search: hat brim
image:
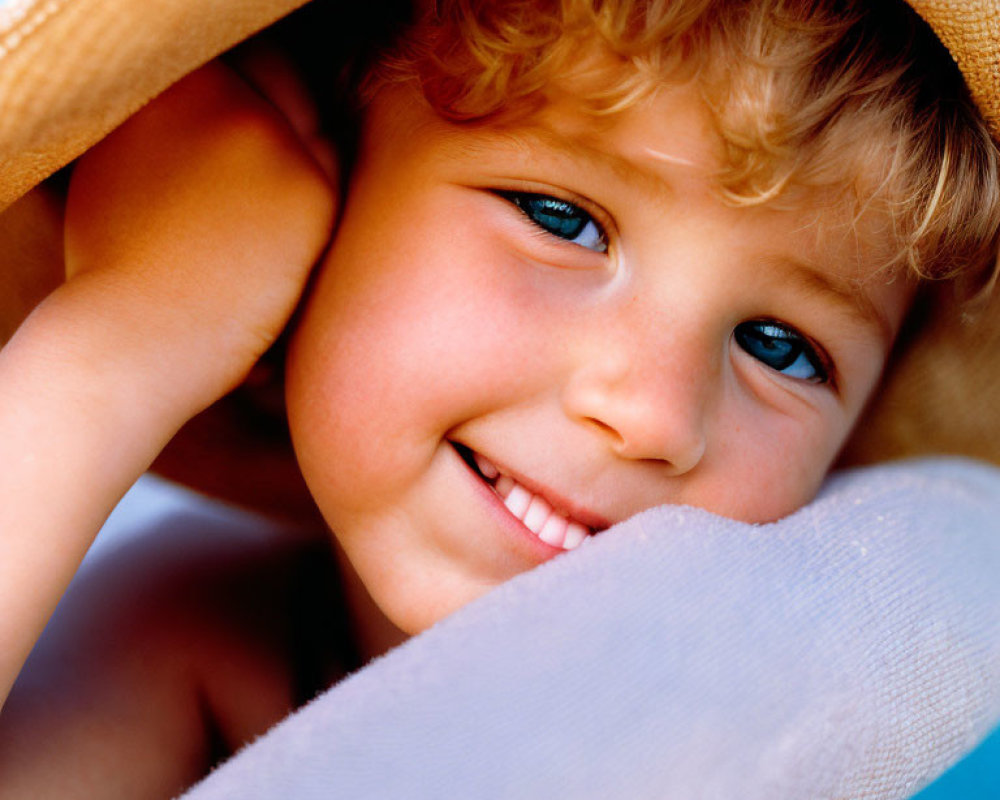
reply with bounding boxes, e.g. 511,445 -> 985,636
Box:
903,0 -> 1000,140
0,0 -> 308,209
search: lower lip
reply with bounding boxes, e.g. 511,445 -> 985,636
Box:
453,445 -> 568,565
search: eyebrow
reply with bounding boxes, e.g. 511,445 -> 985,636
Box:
483,125 -> 685,194
770,255 -> 896,345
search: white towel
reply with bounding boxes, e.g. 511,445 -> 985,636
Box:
173,458 -> 1000,799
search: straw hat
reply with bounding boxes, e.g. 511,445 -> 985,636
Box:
0,0 -> 998,471
904,0 -> 1000,137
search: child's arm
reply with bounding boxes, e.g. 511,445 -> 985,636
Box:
0,60 -> 335,705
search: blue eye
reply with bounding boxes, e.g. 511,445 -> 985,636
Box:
734,320 -> 829,383
499,191 -> 608,252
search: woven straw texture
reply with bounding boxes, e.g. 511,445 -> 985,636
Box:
0,0 -> 307,210
905,0 -> 1000,138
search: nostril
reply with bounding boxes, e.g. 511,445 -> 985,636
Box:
583,416 -> 625,446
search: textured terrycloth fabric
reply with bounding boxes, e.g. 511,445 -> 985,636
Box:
164,458 -> 1000,800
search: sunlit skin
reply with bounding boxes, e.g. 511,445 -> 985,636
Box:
286,80 -> 915,646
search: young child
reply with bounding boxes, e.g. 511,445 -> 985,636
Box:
1,0 -> 998,795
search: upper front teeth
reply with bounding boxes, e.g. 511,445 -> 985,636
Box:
470,449 -> 592,550
486,469 -> 591,552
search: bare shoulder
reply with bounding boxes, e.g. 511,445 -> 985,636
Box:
0,505 -> 344,799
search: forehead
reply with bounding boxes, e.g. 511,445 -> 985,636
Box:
532,80 -> 721,176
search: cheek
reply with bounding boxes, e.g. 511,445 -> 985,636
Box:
285,278 -> 438,509
705,403 -> 846,522
284,234 -> 544,513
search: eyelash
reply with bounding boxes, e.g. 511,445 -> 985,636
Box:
733,320 -> 832,385
496,190 -> 609,253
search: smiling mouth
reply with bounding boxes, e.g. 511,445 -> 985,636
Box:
453,443 -> 595,551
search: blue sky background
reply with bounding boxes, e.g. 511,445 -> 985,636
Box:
912,724 -> 1000,799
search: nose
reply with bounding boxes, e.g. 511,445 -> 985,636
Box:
561,337 -> 710,474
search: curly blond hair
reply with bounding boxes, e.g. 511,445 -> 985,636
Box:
362,0 -> 1000,287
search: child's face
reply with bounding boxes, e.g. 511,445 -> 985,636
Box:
286,81 -> 914,635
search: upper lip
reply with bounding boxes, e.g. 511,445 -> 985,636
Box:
453,441 -> 612,532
